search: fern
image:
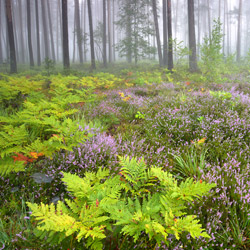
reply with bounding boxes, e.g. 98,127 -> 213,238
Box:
28,156 -> 216,249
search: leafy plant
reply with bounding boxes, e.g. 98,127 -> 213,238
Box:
27,156 -> 216,249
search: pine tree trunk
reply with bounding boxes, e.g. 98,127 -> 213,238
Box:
188,0 -> 198,72
107,0 -> 112,63
62,0 -> 70,69
163,0 -> 168,66
27,0 -> 34,67
41,0 -> 50,59
237,0 -> 242,62
5,0 -> 17,73
47,0 -> 55,61
207,0 -> 211,40
35,0 -> 41,66
18,0 -> 25,63
126,0 -> 132,63
103,0 -> 107,67
75,0 -> 83,64
87,0 -> 96,70
197,0 -> 200,58
167,0 -> 173,70
83,0 -> 87,62
0,0 -> 2,63
152,0 -> 162,66
112,0 -> 115,61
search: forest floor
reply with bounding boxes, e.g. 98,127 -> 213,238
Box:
0,65 -> 250,249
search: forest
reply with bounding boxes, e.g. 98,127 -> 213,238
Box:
0,0 -> 250,249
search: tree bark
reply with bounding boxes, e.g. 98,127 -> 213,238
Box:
207,0 -> 211,40
237,0 -> 242,62
163,0 -> 168,66
188,0 -> 198,72
107,0 -> 112,63
112,0 -> 115,61
62,0 -> 70,69
87,0 -> 96,70
35,0 -> 41,66
167,0 -> 173,70
75,0 -> 83,64
41,0 -> 50,59
103,0 -> 107,67
152,0 -> 162,66
27,0 -> 34,67
18,0 -> 25,63
0,0 -> 2,63
5,0 -> 17,73
47,0 -> 56,61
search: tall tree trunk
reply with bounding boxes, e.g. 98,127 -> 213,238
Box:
62,0 -> 70,69
0,0 -> 2,63
112,0 -> 115,61
152,0 -> 162,66
58,0 -> 63,61
47,0 -> 55,61
75,0 -> 83,64
18,0 -> 25,63
175,0 -> 179,40
197,0 -> 200,58
27,0 -> 34,67
163,0 -> 168,66
87,0 -> 96,70
107,0 -> 112,63
207,0 -> 211,39
103,0 -> 107,67
226,0 -> 230,55
72,13 -> 76,63
41,0 -> 50,59
188,0 -> 198,72
126,0 -> 132,63
5,0 -> 17,73
35,0 -> 41,66
237,0 -> 242,62
167,0 -> 173,70
83,0 -> 87,62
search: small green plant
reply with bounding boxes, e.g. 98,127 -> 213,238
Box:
200,19 -> 224,82
197,116 -> 204,123
209,90 -> 232,100
43,57 -> 55,76
172,146 -> 208,180
27,156 -> 215,249
135,111 -> 145,119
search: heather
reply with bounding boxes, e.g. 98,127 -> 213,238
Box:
0,69 -> 250,249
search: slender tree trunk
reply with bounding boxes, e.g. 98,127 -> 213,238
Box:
103,0 -> 107,67
62,0 -> 70,69
197,0 -> 200,58
75,0 -> 83,64
207,0 -> 211,39
87,0 -> 96,70
237,0 -> 242,62
126,0 -> 132,63
152,0 -> 162,66
41,0 -> 50,59
83,0 -> 87,62
12,1 -> 19,63
188,0 -> 198,72
58,0 -> 63,61
0,0 -> 2,63
107,0 -> 112,63
5,0 -> 17,73
167,0 -> 173,70
72,13 -> 76,63
223,0 -> 226,56
226,0 -> 230,55
175,0 -> 179,39
27,0 -> 34,67
47,0 -> 55,61
112,0 -> 115,61
18,0 -> 25,63
163,0 -> 168,66
35,0 -> 41,66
